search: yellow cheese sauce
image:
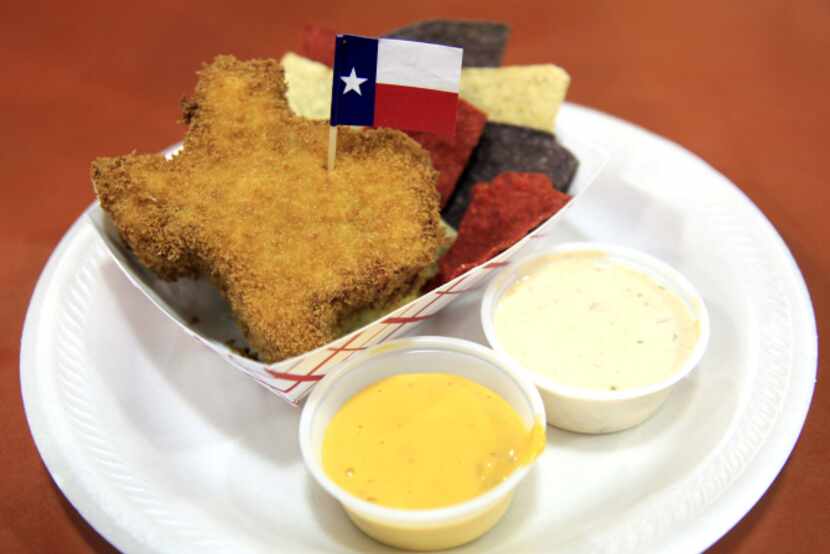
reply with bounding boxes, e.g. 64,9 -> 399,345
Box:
322,373 -> 544,510
494,251 -> 699,391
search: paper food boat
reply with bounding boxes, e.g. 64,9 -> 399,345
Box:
89,126 -> 609,405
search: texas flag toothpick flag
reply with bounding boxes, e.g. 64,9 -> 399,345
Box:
329,35 -> 463,137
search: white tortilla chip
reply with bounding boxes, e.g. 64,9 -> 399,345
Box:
280,52 -> 332,120
460,65 -> 570,132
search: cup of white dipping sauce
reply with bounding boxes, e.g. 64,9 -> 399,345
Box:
481,242 -> 710,433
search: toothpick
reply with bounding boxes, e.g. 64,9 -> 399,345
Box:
327,126 -> 338,172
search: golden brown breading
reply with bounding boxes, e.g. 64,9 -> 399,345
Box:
92,55 -> 441,362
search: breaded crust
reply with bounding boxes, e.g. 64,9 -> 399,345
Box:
92,55 -> 441,362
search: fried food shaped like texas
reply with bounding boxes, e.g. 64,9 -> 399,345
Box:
92,55 -> 441,362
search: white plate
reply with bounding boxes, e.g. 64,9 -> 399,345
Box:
21,103 -> 817,554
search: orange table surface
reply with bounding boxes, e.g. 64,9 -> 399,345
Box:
2,1 -> 827,552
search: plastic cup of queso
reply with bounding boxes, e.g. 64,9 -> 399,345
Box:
298,336 -> 546,551
481,242 -> 710,434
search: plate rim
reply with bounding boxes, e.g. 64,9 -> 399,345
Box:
20,212 -> 152,554
559,104 -> 818,553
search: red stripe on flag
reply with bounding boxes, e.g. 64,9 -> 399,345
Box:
374,84 -> 458,137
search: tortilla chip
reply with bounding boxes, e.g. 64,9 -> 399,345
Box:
460,65 -> 570,132
386,20 -> 509,67
442,122 -> 578,228
280,52 -> 333,120
406,99 -> 487,208
438,173 -> 571,282
299,24 -> 337,66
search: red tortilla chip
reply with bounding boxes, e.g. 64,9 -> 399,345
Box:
299,24 -> 337,67
406,99 -> 487,208
438,173 -> 571,282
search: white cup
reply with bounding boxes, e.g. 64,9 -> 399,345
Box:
481,242 -> 710,434
299,336 -> 546,551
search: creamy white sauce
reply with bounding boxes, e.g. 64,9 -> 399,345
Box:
494,251 -> 699,391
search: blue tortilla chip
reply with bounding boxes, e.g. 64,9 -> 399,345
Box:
441,122 -> 579,228
385,20 -> 510,68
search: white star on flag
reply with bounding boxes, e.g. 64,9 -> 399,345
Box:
340,67 -> 367,96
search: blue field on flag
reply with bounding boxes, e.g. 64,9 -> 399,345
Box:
329,35 -> 378,126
